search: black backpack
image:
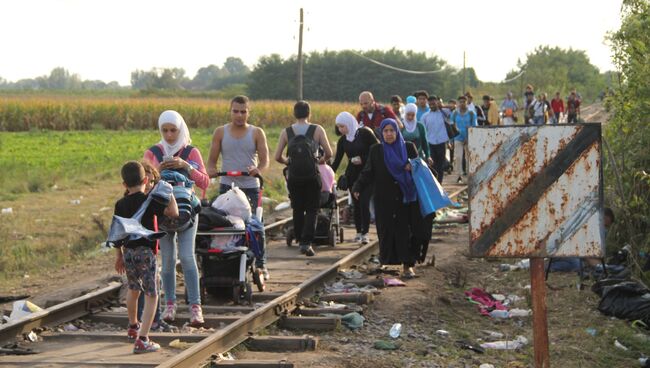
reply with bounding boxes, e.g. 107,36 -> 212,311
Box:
285,125 -> 320,184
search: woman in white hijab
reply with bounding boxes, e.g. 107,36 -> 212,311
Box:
330,112 -> 379,245
143,110 -> 209,327
400,103 -> 430,160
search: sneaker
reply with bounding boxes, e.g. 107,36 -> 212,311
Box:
161,301 -> 176,323
151,320 -> 178,333
456,176 -> 463,184
133,337 -> 161,354
303,246 -> 316,257
127,323 -> 140,340
189,304 -> 204,327
260,267 -> 270,281
361,234 -> 370,245
354,233 -> 362,243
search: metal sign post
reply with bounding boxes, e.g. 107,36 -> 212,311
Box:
467,124 -> 603,368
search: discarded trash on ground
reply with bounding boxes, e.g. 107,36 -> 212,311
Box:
456,340 -> 485,354
339,269 -> 365,279
274,201 -> 291,212
341,312 -> 365,330
480,336 -> 528,350
614,339 -> 629,351
25,331 -> 38,342
169,339 -> 194,349
1,208 -> 13,215
373,339 -> 401,350
389,323 -> 402,338
499,259 -> 530,272
9,301 -> 43,322
384,277 -> 406,287
64,323 -> 79,331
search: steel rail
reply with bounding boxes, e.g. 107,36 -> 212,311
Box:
158,239 -> 380,368
0,282 -> 122,346
159,187 -> 467,368
0,187 -> 467,367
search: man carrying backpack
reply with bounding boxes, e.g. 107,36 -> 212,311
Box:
274,101 -> 333,257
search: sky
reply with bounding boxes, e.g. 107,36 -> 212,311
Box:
1,0 -> 623,86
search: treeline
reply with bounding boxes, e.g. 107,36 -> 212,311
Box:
0,47 -> 611,102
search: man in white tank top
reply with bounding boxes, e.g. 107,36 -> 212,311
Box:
207,95 -> 270,277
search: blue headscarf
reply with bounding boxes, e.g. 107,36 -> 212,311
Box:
379,118 -> 417,203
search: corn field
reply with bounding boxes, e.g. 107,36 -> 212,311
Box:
0,95 -> 358,131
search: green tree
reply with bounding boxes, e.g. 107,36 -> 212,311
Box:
505,46 -> 605,100
604,0 -> 650,275
248,49 -> 455,102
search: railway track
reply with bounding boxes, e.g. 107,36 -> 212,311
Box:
0,186 -> 466,368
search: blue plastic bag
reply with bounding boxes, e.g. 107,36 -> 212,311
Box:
409,158 -> 455,217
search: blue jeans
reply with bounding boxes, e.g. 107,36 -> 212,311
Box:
219,185 -> 267,267
160,215 -> 201,305
533,116 -> 545,125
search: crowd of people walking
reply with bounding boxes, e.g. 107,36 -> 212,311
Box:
110,86 -> 583,353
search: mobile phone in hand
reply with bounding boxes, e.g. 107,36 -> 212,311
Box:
163,155 -> 173,162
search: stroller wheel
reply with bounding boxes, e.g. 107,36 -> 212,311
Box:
232,284 -> 242,305
339,227 -> 344,243
253,268 -> 266,292
245,282 -> 253,305
328,227 -> 337,247
286,227 -> 294,247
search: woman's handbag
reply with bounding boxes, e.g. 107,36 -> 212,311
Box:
445,121 -> 460,140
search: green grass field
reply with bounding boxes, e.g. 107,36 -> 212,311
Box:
0,126 -> 346,283
0,126 -> 305,200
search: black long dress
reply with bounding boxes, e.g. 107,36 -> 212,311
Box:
352,141 -> 422,266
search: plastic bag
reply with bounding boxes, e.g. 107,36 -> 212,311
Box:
212,186 -> 251,222
410,158 -> 455,217
9,300 -> 43,322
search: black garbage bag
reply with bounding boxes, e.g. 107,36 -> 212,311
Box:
198,207 -> 233,231
597,281 -> 650,327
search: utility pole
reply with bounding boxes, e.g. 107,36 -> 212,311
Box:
462,51 -> 466,95
297,8 -> 304,101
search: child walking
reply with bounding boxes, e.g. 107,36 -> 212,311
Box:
113,161 -> 178,354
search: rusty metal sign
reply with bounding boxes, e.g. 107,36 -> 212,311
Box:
467,124 -> 604,258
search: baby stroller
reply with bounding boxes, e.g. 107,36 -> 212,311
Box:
194,172 -> 265,305
286,182 -> 344,247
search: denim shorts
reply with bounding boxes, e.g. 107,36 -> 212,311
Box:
124,246 -> 158,297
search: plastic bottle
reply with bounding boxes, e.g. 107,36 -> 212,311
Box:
489,309 -> 510,319
389,323 -> 402,338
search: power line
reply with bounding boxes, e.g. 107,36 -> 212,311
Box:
351,51 -> 446,75
503,68 -> 526,83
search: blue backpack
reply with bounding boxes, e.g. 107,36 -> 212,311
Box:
148,145 -> 200,232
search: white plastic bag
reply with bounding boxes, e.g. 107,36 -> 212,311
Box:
9,300 -> 43,322
212,187 -> 251,222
